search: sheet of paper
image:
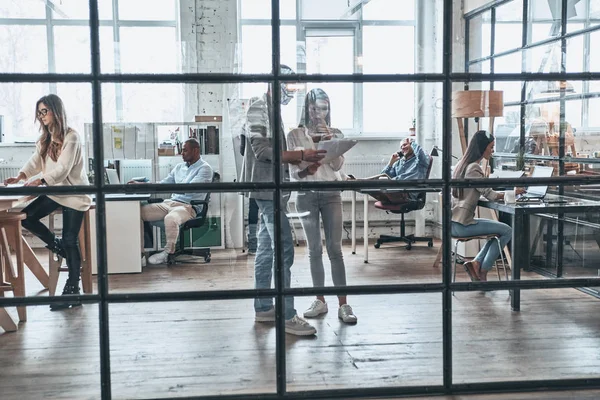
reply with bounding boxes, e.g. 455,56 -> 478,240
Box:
317,139 -> 358,163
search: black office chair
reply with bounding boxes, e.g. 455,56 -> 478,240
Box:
146,173 -> 217,264
373,155 -> 434,250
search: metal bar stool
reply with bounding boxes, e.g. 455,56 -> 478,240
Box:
0,211 -> 27,326
47,206 -> 94,296
452,234 -> 510,285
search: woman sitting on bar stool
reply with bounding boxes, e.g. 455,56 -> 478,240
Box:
451,130 -> 523,282
4,94 -> 91,310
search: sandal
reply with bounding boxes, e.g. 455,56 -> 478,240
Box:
463,261 -> 481,282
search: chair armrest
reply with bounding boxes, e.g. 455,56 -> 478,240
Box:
147,198 -> 164,204
190,200 -> 209,207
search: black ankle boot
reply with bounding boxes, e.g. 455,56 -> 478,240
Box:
50,281 -> 82,311
46,237 -> 67,261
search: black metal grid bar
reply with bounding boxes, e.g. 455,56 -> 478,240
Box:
269,0 -> 287,396
441,0 -> 454,391
88,0 -> 112,398
2,0 -> 600,399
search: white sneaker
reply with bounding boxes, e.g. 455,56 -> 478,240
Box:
338,304 -> 357,324
303,299 -> 328,318
141,255 -> 147,268
285,315 -> 316,336
148,251 -> 170,265
255,307 -> 275,322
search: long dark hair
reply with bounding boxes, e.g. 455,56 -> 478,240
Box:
300,88 -> 331,129
452,130 -> 495,198
35,94 -> 70,162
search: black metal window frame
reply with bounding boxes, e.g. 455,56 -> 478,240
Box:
1,0 -> 600,399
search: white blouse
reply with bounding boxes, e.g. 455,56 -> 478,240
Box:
286,127 -> 346,182
20,129 -> 92,212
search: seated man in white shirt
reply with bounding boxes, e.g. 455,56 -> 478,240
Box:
130,138 -> 213,265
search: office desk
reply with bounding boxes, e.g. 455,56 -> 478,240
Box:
0,195 -> 48,287
0,195 -> 48,332
350,188 -> 426,263
478,194 -> 600,311
89,194 -> 150,274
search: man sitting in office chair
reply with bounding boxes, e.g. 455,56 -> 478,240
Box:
350,137 -> 430,204
129,138 -> 213,265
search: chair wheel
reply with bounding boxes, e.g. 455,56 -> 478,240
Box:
374,243 -> 380,249
428,241 -> 433,247
405,244 -> 412,250
205,255 -> 211,263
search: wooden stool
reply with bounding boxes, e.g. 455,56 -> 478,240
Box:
47,207 -> 94,296
0,211 -> 27,326
452,234 -> 510,286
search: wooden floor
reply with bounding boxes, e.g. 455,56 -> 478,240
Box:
1,242 -> 600,399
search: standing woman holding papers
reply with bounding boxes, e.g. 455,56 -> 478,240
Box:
451,130 -> 514,282
287,88 -> 357,324
4,94 -> 91,310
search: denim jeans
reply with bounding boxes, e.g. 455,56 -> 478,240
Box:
254,199 -> 296,320
451,219 -> 512,271
22,195 -> 85,283
295,191 -> 347,290
247,198 -> 259,252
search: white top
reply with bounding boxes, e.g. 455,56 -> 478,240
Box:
286,127 -> 346,182
20,129 -> 92,212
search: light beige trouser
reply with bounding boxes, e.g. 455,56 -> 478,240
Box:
141,200 -> 196,253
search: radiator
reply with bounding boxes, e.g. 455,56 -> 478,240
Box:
119,159 -> 153,183
0,165 -> 23,181
340,156 -> 386,200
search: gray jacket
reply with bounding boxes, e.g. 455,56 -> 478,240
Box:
241,94 -> 290,202
451,162 -> 499,225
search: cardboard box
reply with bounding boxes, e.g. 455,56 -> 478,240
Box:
158,147 -> 175,156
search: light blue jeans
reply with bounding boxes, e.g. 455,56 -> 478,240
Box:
451,219 -> 512,271
254,199 -> 296,320
295,191 -> 347,290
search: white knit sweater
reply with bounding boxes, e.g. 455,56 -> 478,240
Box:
20,129 -> 92,212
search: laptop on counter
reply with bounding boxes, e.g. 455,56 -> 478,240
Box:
516,166 -> 554,201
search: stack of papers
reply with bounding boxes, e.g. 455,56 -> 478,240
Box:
317,139 -> 358,163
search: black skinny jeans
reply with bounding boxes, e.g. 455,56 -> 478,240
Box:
22,196 -> 85,284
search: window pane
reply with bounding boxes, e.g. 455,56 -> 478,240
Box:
495,23 -> 522,55
241,26 -> 272,73
306,35 -> 354,74
0,0 -> 45,18
469,11 -> 491,62
302,0 -> 358,20
0,83 -> 50,143
363,83 -> 413,133
118,0 -> 176,20
566,31 -> 585,73
241,0 -> 295,19
119,83 -> 184,122
590,30 -> 600,75
241,0 -> 270,19
119,27 -> 179,73
52,0 -> 113,20
54,27 -> 92,74
306,83 -> 353,130
363,26 -> 414,74
0,25 -> 48,73
494,51 -> 522,73
362,0 -> 413,21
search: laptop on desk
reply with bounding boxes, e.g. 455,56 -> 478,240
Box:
516,166 -> 554,201
105,168 -> 120,185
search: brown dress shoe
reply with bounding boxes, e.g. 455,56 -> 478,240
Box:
463,261 -> 481,282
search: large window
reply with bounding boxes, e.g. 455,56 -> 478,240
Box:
0,0 -> 179,143
239,0 -> 417,137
